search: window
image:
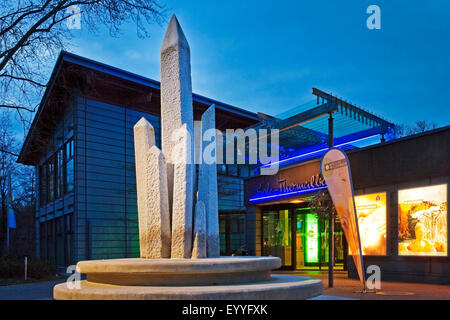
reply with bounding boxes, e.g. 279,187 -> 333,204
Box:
39,165 -> 48,206
227,165 -> 238,176
47,156 -> 56,202
39,139 -> 74,206
64,139 -> 74,194
56,217 -> 64,266
38,138 -> 74,207
220,213 -> 246,256
57,148 -> 64,198
398,184 -> 447,256
65,214 -> 74,266
352,192 -> 387,255
47,220 -> 55,263
239,166 -> 250,178
217,164 -> 227,175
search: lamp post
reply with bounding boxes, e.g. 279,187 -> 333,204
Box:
328,112 -> 334,288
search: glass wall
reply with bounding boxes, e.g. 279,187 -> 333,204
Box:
262,210 -> 292,267
219,213 -> 246,255
262,206 -> 345,270
39,138 -> 74,207
39,213 -> 74,266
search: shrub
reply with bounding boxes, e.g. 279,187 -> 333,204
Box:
0,256 -> 57,279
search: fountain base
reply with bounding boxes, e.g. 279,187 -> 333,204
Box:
54,257 -> 323,300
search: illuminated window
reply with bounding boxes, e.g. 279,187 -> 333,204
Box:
398,184 -> 447,256
353,192 -> 387,255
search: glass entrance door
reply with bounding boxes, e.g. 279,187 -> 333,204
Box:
261,205 -> 346,270
295,209 -> 322,268
295,208 -> 346,270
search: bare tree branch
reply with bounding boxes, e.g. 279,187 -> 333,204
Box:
0,73 -> 47,87
0,148 -> 19,157
0,104 -> 37,112
0,0 -> 166,125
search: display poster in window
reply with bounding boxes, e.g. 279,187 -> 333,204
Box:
352,192 -> 387,255
398,184 -> 447,256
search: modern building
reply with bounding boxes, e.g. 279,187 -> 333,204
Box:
18,51 -> 449,285
244,125 -> 449,284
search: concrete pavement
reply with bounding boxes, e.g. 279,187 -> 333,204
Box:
0,279 -> 65,300
1,270 -> 450,300
274,270 -> 450,300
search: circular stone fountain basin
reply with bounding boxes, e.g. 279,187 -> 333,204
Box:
76,256 -> 280,286
53,257 -> 323,300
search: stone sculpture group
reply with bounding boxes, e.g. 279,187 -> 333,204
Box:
53,14 -> 324,300
134,15 -> 219,259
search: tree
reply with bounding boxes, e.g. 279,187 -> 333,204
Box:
310,189 -> 336,286
0,0 -> 165,256
0,0 -> 166,131
310,189 -> 336,222
414,120 -> 437,133
0,110 -> 37,256
395,120 -> 438,138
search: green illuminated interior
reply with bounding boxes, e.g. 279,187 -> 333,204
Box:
305,213 -> 319,263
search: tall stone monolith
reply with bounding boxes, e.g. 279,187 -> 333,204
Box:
160,14 -> 195,211
198,105 -> 220,257
170,124 -> 194,258
192,201 -> 207,259
134,118 -> 171,258
161,14 -> 195,258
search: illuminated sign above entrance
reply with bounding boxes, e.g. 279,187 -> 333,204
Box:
249,174 -> 327,203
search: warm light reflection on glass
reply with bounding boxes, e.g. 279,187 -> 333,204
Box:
351,192 -> 387,255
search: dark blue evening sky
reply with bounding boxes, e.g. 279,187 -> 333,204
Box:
68,0 -> 450,127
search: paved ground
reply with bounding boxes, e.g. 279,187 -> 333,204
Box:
0,271 -> 449,300
0,278 -> 65,300
274,270 -> 450,300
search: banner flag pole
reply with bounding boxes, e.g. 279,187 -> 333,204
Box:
320,148 -> 366,291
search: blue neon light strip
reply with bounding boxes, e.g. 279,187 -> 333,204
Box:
259,134 -> 380,169
249,185 -> 328,203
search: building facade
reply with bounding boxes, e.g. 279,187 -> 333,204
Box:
19,52 -> 449,285
245,126 -> 449,284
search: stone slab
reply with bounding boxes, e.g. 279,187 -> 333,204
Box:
76,257 -> 281,274
198,105 -> 220,257
54,274 -> 323,300
134,118 -> 171,258
171,124 -> 194,258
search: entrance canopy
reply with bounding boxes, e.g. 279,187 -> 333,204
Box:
253,88 -> 396,170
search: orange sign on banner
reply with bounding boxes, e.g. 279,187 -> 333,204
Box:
321,148 -> 366,290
